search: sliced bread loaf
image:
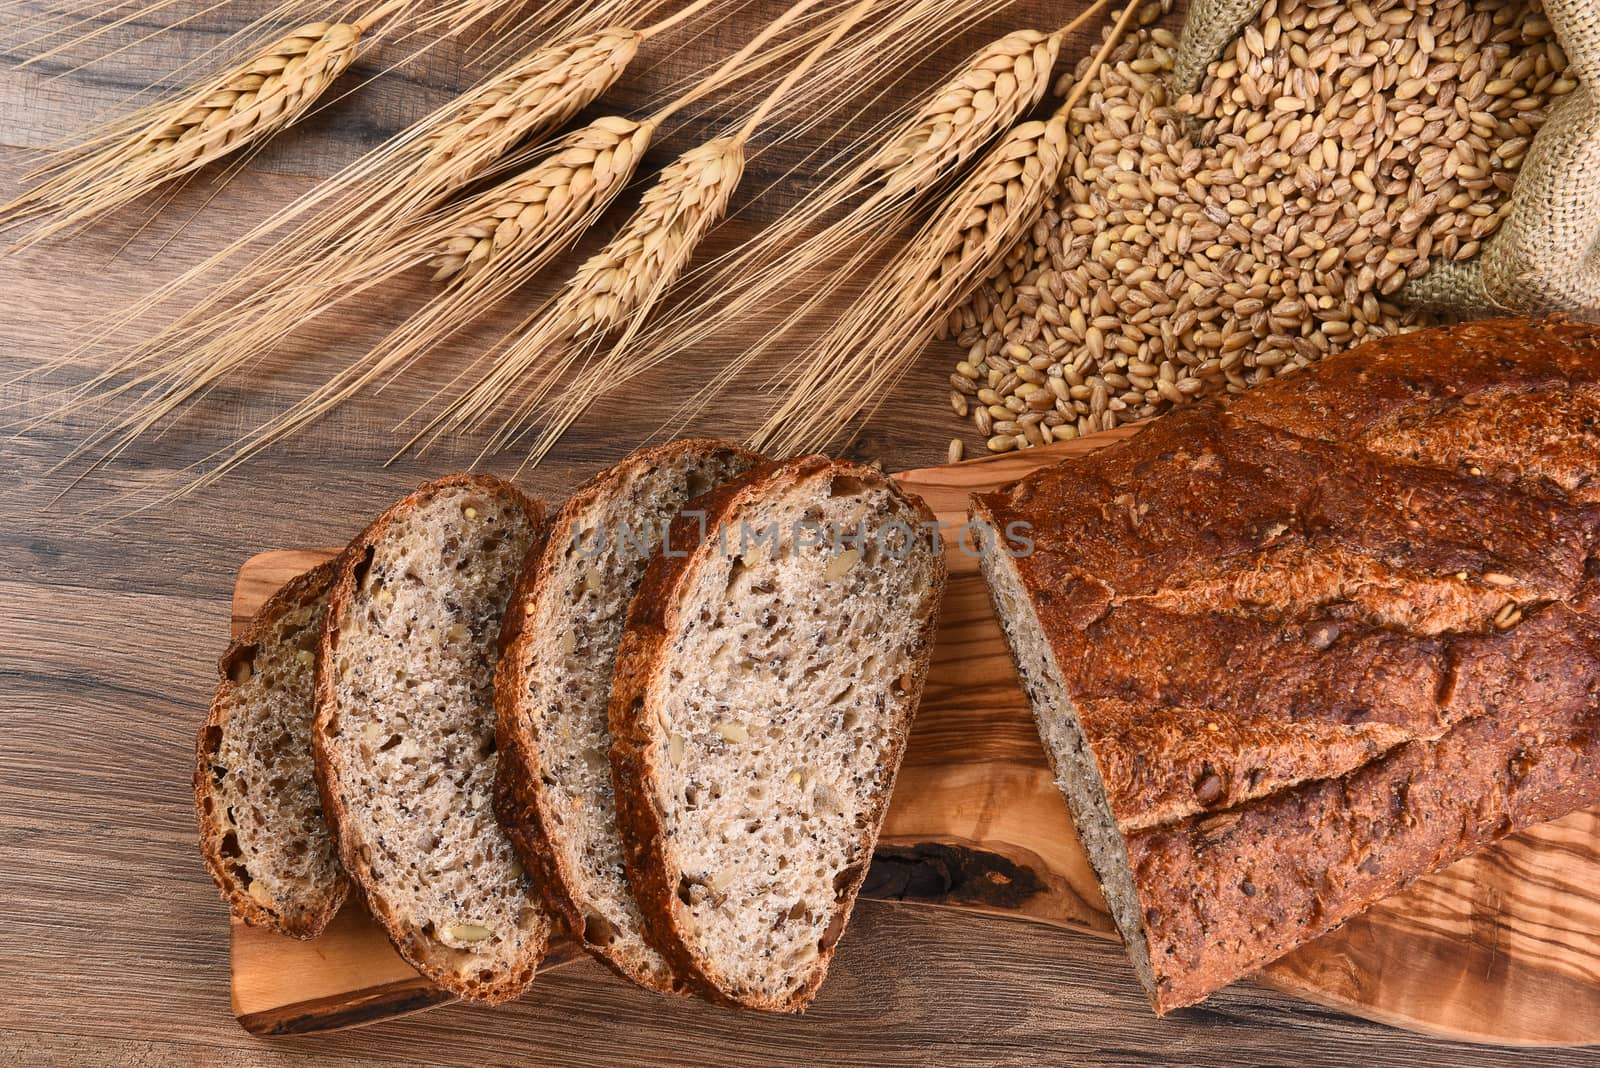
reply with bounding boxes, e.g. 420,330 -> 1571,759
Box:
971,317 -> 1600,1013
314,474 -> 549,1003
495,439 -> 763,993
609,456 -> 946,1011
196,558 -> 348,938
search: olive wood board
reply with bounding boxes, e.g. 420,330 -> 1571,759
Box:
226,429 -> 1600,1046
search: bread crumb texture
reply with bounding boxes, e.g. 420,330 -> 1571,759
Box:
649,465 -> 942,1003
325,481 -> 544,997
202,566 -> 343,934
517,443 -> 757,983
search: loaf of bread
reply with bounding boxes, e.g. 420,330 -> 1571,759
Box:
609,457 -> 946,1011
314,474 -> 550,1003
495,439 -> 763,993
973,317 -> 1600,1013
196,559 -> 348,938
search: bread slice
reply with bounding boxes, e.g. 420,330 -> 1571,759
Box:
313,474 -> 550,1003
494,439 -> 763,993
195,558 -> 349,938
608,456 -> 947,1011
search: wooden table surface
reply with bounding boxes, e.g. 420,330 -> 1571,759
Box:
3,2 -> 1597,1065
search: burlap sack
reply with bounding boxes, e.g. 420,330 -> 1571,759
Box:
1173,0 -> 1600,318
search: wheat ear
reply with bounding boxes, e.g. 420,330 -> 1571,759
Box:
752,113 -> 1072,454
408,26 -> 645,197
421,134 -> 748,456
6,0 -> 327,80
160,23 -> 648,325
420,0 -> 876,463
637,8 -> 1112,418
19,0 -> 768,494
0,14 -> 379,245
749,0 -> 1141,454
863,26 -> 1070,205
0,0 -> 574,248
17,0 -> 748,489
11,16 -> 648,427
143,0 -> 836,494
48,0 -> 733,389
225,0 -> 827,390
29,108 -> 657,501
110,113 -> 661,495
423,114 -> 660,283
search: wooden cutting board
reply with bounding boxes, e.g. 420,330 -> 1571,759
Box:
227,430 -> 1600,1046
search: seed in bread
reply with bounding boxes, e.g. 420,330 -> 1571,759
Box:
314,474 -> 549,1003
609,456 -> 947,1011
195,559 -> 348,938
495,439 -> 763,993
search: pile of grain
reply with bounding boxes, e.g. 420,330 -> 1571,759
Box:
945,0 -> 1574,454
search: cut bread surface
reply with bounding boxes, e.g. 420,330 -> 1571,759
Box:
974,541 -> 1157,1002
196,559 -> 348,939
314,474 -> 548,1003
610,456 -> 946,1011
496,439 -> 762,993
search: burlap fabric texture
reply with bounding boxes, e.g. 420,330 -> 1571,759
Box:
1172,0 -> 1600,318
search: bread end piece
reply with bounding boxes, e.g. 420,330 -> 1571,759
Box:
195,558 -> 349,939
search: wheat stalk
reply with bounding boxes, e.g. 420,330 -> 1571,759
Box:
488,3 -> 1082,462
748,0 -> 1141,454
165,0 -> 834,474
31,0 -> 1079,504
416,0 -> 883,464
420,0 -> 833,288
56,112 -> 660,484
23,0 -> 731,407
753,112 -> 1072,454
214,23 -> 648,295
19,0 -> 818,497
123,0 -> 854,497
0,0 -> 610,248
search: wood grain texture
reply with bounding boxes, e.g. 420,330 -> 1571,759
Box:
227,433 -> 1600,1047
4,0 -> 1600,1064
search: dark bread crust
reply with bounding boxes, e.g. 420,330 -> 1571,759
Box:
493,439 -> 762,994
608,457 -> 947,1012
978,400 -> 1593,828
195,558 -> 348,939
1227,316 -> 1600,501
1126,593 -> 1600,1011
975,316 -> 1600,1012
312,473 -> 549,1004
